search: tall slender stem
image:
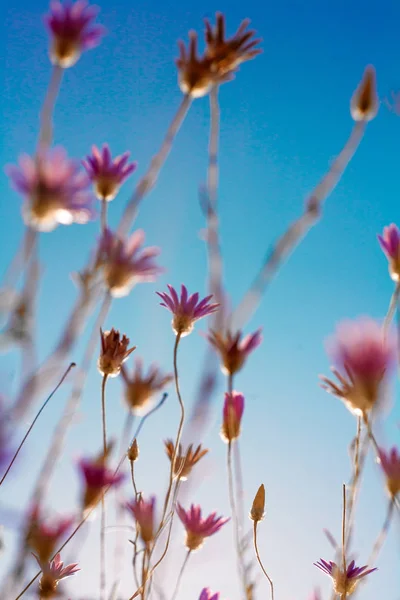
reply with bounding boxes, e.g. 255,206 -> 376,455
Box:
383,282 -> 400,338
140,546 -> 149,600
346,417 -> 365,549
227,441 -> 245,594
368,500 -> 394,565
0,362 -> 75,487
253,520 -> 274,600
100,374 -> 109,600
342,484 -> 346,574
171,550 -> 191,600
37,65 -> 64,152
100,199 -> 108,233
118,95 -> 192,238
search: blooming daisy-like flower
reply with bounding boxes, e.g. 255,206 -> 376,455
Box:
126,496 -> 156,544
7,148 -> 95,232
378,223 -> 400,282
45,0 -> 106,68
207,328 -> 262,375
98,328 -> 136,378
320,318 -> 396,417
99,228 -> 162,297
199,588 -> 220,600
350,65 -> 378,122
221,391 -> 245,443
78,455 -> 124,510
27,507 -> 74,563
157,284 -> 219,337
378,446 -> 400,498
204,13 -> 262,79
177,503 -> 229,551
314,559 -> 377,596
82,144 -> 137,201
164,440 -> 208,481
121,359 -> 173,413
33,552 -> 79,598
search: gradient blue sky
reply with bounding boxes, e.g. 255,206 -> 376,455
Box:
1,0 -> 400,598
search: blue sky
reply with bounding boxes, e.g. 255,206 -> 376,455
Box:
1,0 -> 400,598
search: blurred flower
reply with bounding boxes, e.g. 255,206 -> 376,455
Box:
26,507 -> 73,563
175,32 -> 216,98
221,391 -> 245,443
378,446 -> 400,498
164,440 -> 208,481
204,13 -> 262,79
82,144 -> 137,201
34,552 -> 79,598
207,328 -> 262,375
157,284 -> 219,337
45,0 -> 106,68
126,496 -> 156,544
78,454 -> 124,510
199,589 -> 220,600
127,438 -> 139,462
350,65 -> 378,122
121,359 -> 173,413
250,484 -> 265,522
177,503 -> 229,551
320,318 -> 396,416
378,223 -> 400,282
6,148 -> 95,232
98,328 -> 136,378
314,558 -> 376,596
99,228 -> 162,297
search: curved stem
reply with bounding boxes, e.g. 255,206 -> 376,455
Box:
383,282 -> 400,338
345,417 -> 366,549
118,95 -> 192,238
100,374 -> 109,600
0,362 -> 75,487
37,65 -> 64,152
131,461 -> 138,497
253,520 -> 274,600
171,550 -> 191,600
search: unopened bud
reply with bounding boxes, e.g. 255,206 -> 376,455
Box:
250,484 -> 265,522
350,65 -> 378,122
127,439 -> 139,462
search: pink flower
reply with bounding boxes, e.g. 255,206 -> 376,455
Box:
6,148 -> 95,232
379,446 -> 400,498
199,589 -> 220,600
221,391 -> 245,443
27,507 -> 74,563
121,359 -> 173,414
320,318 -> 396,416
314,558 -> 376,596
126,496 -> 156,544
378,224 -> 400,281
45,0 -> 106,68
78,456 -> 124,510
34,552 -> 79,597
82,144 -> 137,201
177,503 -> 229,550
98,328 -> 136,377
157,284 -> 219,336
207,328 -> 262,375
99,228 -> 162,297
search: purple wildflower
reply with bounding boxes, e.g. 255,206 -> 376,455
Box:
157,284 -> 219,336
126,496 -> 156,544
27,506 -> 74,563
378,223 -> 400,281
45,0 -> 106,68
120,359 -> 173,414
199,589 -> 220,600
33,552 -> 79,597
221,391 -> 245,443
379,446 -> 400,498
320,318 -> 396,416
177,503 -> 229,551
314,558 -> 377,595
78,456 -> 124,510
7,148 -> 95,232
207,328 -> 262,375
99,228 -> 162,297
82,144 -> 137,201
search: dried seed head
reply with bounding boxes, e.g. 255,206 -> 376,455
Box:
175,31 -> 215,98
127,439 -> 139,462
164,439 -> 208,480
250,484 -> 265,522
350,65 -> 378,122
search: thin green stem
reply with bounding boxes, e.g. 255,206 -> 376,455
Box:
0,362 -> 75,487
253,520 -> 274,600
171,550 -> 191,600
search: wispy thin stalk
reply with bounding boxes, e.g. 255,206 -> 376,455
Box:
253,520 -> 274,600
171,550 -> 191,600
342,484 -> 346,574
368,499 -> 394,565
100,374 -> 109,600
232,121 -> 366,330
227,440 -> 246,595
118,95 -> 192,238
0,362 -> 75,487
37,65 -> 64,152
383,282 -> 400,338
101,200 -> 108,233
